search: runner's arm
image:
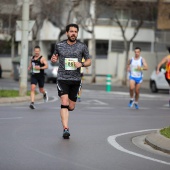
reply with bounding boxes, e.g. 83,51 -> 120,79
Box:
51,54 -> 58,63
28,57 -> 32,70
83,58 -> 91,67
156,56 -> 167,74
127,59 -> 131,72
141,58 -> 148,70
75,58 -> 91,68
40,57 -> 48,70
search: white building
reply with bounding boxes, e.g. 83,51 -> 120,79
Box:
1,0 -> 170,82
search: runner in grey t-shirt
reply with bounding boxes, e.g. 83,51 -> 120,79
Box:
51,23 -> 91,139
55,39 -> 90,81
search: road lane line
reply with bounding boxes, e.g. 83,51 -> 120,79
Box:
107,129 -> 170,165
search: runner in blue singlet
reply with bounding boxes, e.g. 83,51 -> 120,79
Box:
127,47 -> 148,109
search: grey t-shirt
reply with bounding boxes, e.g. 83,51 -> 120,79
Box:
54,40 -> 90,81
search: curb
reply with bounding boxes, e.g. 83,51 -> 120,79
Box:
145,130 -> 170,154
0,94 -> 43,104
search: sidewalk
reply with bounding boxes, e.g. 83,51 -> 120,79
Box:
145,130 -> 170,154
0,93 -> 43,104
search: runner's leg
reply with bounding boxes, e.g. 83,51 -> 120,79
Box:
129,79 -> 135,99
60,94 -> 70,129
31,84 -> 36,103
135,83 -> 141,103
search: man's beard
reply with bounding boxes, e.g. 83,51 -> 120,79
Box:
68,35 -> 77,42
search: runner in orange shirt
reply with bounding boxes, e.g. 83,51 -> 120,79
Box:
157,47 -> 170,107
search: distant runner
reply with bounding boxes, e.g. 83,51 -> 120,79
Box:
127,47 -> 148,109
28,45 -> 48,109
156,47 -> 170,107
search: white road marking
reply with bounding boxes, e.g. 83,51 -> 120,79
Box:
94,90 -> 167,99
107,129 -> 170,165
0,117 -> 22,120
86,107 -> 114,109
36,96 -> 58,104
163,104 -> 170,107
80,99 -> 108,105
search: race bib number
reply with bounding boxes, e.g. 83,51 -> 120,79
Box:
32,63 -> 40,73
65,58 -> 78,70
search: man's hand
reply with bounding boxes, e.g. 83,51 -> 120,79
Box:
34,66 -> 41,70
74,62 -> 82,68
28,66 -> 31,71
51,54 -> 58,63
137,66 -> 143,71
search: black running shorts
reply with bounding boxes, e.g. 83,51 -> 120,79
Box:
57,80 -> 81,102
31,74 -> 45,88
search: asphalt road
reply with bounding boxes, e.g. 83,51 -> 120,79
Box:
0,79 -> 170,170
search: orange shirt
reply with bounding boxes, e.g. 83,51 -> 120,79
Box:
165,55 -> 170,79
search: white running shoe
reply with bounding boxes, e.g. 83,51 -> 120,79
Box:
43,91 -> 48,102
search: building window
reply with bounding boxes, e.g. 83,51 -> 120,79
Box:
111,41 -> 124,53
96,40 -> 108,59
133,42 -> 151,52
0,40 -> 11,56
154,43 -> 167,52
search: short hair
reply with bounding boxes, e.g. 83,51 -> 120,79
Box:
134,47 -> 141,51
34,45 -> 40,49
66,23 -> 79,32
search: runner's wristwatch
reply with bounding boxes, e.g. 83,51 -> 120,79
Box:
81,62 -> 85,67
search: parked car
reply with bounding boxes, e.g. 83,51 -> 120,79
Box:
13,59 -> 59,83
44,60 -> 59,83
150,66 -> 169,93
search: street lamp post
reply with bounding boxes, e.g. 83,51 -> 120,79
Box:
19,0 -> 30,96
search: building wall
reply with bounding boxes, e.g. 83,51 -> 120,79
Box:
82,51 -> 167,81
12,19 -> 167,82
0,50 -> 168,81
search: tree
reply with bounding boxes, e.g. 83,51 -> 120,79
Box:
30,0 -> 81,48
30,0 -> 98,82
96,0 -> 157,85
0,0 -> 20,59
73,0 -> 97,83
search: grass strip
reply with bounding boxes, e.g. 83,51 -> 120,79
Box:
160,126 -> 170,139
0,90 -> 31,97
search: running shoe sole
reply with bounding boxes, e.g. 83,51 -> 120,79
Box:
134,104 -> 139,110
63,131 -> 70,139
29,104 -> 35,109
128,101 -> 134,108
43,92 -> 48,102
